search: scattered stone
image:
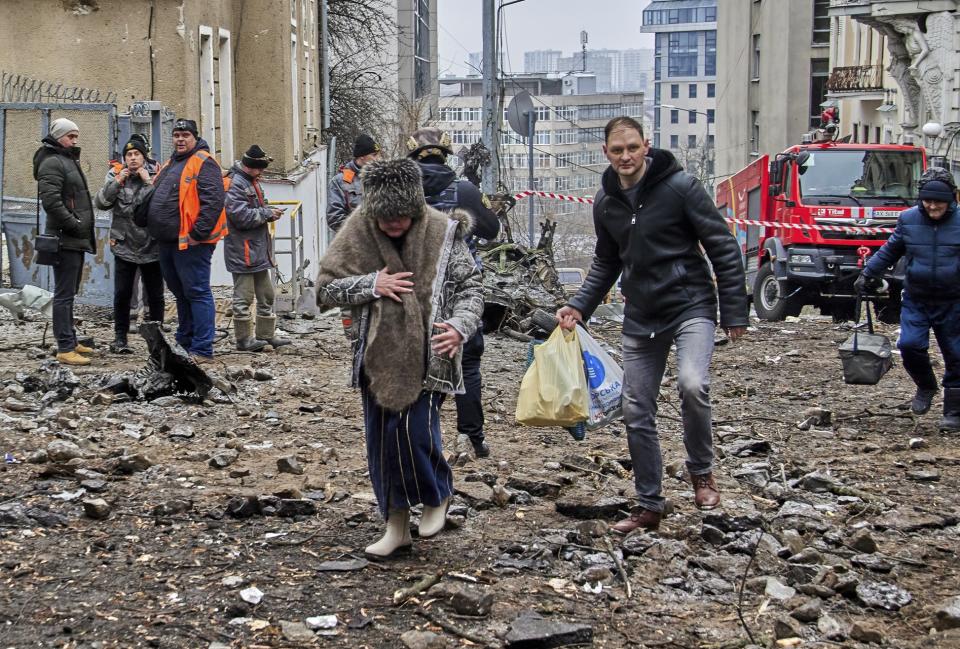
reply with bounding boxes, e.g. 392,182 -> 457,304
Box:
703,511 -> 763,532
90,392 -> 113,406
782,529 -> 805,555
79,479 -> 108,493
555,495 -> 629,520
400,630 -> 448,649
230,468 -> 251,478
168,424 -> 195,439
454,480 -> 494,507
27,449 -> 48,464
117,453 -> 155,473
279,620 -> 314,642
818,614 -> 847,640
152,500 -> 192,517
905,468 -> 940,482
873,509 -> 955,532
221,575 -> 244,588
765,577 -> 797,601
908,437 -> 927,449
208,449 -> 239,469
253,369 -> 274,381
796,583 -> 835,599
240,586 -> 263,605
849,528 -> 878,554
277,455 -> 304,475
305,614 -> 338,630
789,547 -> 824,565
772,615 -> 803,640
46,440 -> 82,463
935,596 -> 960,631
701,524 -> 726,546
506,474 -> 562,498
724,439 -> 771,457
620,532 -> 658,557
316,559 -> 368,572
850,622 -> 884,644
448,586 -> 494,616
851,553 -> 893,573
504,612 -> 593,648
274,499 -> 317,518
226,496 -> 260,519
789,598 -> 822,622
856,580 -> 912,611
82,498 -> 111,520
778,500 -> 820,519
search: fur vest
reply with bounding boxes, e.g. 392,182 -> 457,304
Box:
316,205 -> 484,411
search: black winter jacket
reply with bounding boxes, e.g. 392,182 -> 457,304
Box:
568,149 -> 748,337
143,139 -> 224,243
32,136 -> 96,253
418,161 -> 500,240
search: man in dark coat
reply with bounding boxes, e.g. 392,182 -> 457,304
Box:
326,134 -> 381,233
138,119 -> 226,362
558,117 -> 749,532
32,117 -> 96,366
857,167 -> 960,430
224,145 -> 290,351
407,127 -> 500,459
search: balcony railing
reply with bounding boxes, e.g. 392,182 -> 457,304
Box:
827,65 -> 884,93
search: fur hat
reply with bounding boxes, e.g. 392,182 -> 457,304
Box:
172,119 -> 198,137
242,144 -> 272,169
360,158 -> 426,222
406,127 -> 453,160
49,118 -> 79,141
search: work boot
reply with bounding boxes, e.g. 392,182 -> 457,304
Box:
471,438 -> 490,459
234,317 -> 267,352
940,388 -> 960,432
109,335 -> 132,354
255,314 -> 292,348
612,506 -> 661,533
56,351 -> 91,366
74,343 -> 96,355
911,387 -> 938,415
691,472 -> 721,510
418,498 -> 450,538
365,509 -> 412,559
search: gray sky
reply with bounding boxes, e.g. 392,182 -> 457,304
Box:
438,0 -> 654,77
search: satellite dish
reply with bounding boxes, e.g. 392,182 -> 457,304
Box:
506,90 -> 536,137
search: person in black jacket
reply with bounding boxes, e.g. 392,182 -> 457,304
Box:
407,127 -> 500,458
557,116 -> 748,533
32,118 -> 96,366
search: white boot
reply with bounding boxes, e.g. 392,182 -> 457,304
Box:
365,509 -> 412,559
418,498 -> 450,538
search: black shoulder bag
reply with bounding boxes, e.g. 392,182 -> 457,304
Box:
34,184 -> 61,267
838,296 -> 893,385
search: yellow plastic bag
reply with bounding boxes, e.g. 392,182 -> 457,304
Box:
516,326 -> 589,427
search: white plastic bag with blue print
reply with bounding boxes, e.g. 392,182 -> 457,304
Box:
576,325 -> 624,430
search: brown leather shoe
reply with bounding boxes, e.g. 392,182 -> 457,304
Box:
692,472 -> 721,510
612,507 -> 661,533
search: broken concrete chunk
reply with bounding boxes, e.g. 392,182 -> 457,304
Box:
504,612 -> 593,648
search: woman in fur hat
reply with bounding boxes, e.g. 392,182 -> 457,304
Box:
317,158 -> 484,559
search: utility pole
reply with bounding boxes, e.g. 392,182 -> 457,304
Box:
481,0 -> 499,194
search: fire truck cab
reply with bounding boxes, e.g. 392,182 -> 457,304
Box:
716,138 -> 926,322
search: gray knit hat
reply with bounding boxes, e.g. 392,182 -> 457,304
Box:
49,118 -> 79,140
360,158 -> 426,223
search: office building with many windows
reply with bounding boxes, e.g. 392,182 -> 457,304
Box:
641,0 -> 717,183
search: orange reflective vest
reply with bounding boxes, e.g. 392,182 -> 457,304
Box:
159,150 -> 229,250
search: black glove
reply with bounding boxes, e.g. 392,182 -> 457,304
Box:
854,273 -> 881,294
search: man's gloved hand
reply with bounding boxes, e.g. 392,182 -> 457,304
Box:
854,273 -> 881,294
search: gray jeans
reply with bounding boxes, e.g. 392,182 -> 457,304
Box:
232,270 -> 275,319
622,317 -> 716,513
52,250 -> 85,352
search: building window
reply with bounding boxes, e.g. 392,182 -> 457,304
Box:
537,153 -> 551,168
809,58 -> 829,127
670,84 -> 679,99
670,109 -> 679,124
751,34 -> 761,79
688,111 -> 697,124
555,153 -> 571,168
689,83 -> 697,98
707,82 -> 716,98
751,111 -> 760,151
579,126 -> 604,143
668,32 -> 699,77
535,105 -> 551,121
654,133 -> 661,148
705,31 -> 716,76
708,134 -> 714,148
218,29 -> 235,164
688,134 -> 697,148
535,131 -> 551,145
554,105 -> 577,121
707,109 -> 715,124
670,134 -> 679,148
414,0 -> 431,98
199,26 -> 216,152
290,32 -> 301,158
812,0 -> 831,45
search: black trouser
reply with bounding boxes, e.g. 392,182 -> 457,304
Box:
114,257 -> 165,337
52,249 -> 85,353
455,331 -> 485,442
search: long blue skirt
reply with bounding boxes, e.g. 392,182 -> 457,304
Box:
361,376 -> 454,519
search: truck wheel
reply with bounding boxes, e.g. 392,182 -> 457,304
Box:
753,262 -> 799,321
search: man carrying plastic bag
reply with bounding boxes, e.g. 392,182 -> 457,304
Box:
557,116 -> 748,533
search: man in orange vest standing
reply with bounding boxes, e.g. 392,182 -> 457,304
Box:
325,133 -> 381,234
140,119 -> 227,362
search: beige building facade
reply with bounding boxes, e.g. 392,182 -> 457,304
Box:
715,0 -> 831,184
0,0 -> 322,173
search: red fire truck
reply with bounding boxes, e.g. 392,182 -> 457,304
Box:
716,135 -> 926,322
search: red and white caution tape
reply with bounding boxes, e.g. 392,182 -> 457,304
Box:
512,190 -> 895,235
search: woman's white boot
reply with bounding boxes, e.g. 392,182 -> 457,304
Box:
365,509 -> 412,559
418,498 -> 450,538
